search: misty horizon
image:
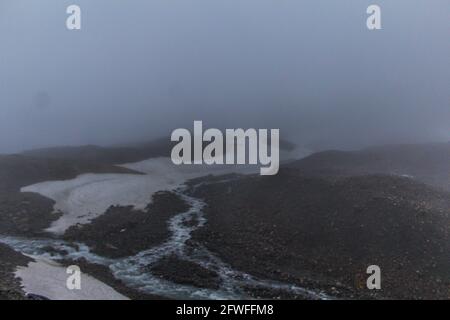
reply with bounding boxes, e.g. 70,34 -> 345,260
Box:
1,0 -> 449,153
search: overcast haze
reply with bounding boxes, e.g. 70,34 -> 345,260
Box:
0,0 -> 449,153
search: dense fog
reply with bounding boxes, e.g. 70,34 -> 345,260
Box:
0,0 -> 449,153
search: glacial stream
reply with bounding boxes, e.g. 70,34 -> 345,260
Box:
0,185 -> 329,300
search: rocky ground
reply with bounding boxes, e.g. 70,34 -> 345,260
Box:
64,191 -> 190,258
289,142 -> 450,191
149,254 -> 222,290
0,244 -> 31,300
0,141 -> 450,300
0,142 -> 169,299
190,170 -> 450,299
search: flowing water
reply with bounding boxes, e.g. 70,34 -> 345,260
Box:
0,184 -> 329,300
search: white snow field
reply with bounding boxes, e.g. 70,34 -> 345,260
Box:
20,145 -> 311,235
16,257 -> 128,300
20,157 -> 256,234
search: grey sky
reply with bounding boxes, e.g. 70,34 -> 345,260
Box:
0,0 -> 449,153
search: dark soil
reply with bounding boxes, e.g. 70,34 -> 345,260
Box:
191,170 -> 450,299
149,254 -> 222,290
0,244 -> 31,300
20,137 -> 172,167
64,191 -> 190,258
0,192 -> 61,236
289,142 -> 450,192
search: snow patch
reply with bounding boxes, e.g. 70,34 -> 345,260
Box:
21,144 -> 310,235
16,257 -> 128,300
21,157 -> 256,235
